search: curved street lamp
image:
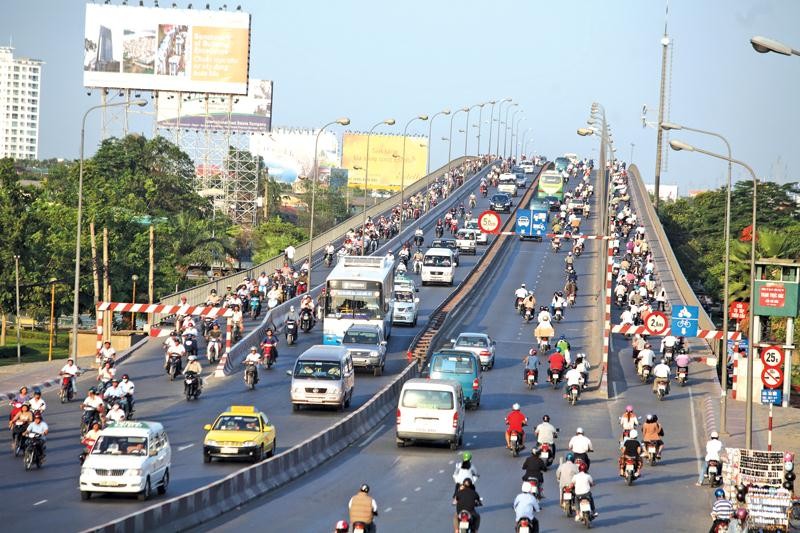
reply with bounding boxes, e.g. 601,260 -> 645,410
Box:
447,107 -> 468,179
750,35 -> 799,56
495,98 -> 512,156
362,118 -> 396,252
399,114 -> 429,233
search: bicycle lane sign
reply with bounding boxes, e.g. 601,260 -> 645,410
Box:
670,305 -> 699,337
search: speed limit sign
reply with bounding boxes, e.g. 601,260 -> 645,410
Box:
478,210 -> 502,234
760,345 -> 784,368
644,311 -> 669,336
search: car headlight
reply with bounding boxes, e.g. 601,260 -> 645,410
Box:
127,468 -> 143,476
328,386 -> 340,394
370,350 -> 379,357
206,440 -> 218,446
81,467 -> 92,475
242,441 -> 256,447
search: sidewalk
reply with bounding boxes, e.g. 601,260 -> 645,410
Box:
0,338 -> 149,401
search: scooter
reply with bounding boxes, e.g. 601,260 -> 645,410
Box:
622,456 -> 640,485
551,240 -> 561,253
568,293 -> 576,307
577,495 -> 594,527
262,344 -> 277,369
639,365 -> 651,383
549,368 -> 562,389
561,485 -> 574,516
524,307 -> 534,323
249,296 -> 261,320
300,310 -> 314,333
644,441 -> 660,466
23,434 -> 45,471
79,435 -> 96,465
184,371 -> 201,401
706,460 -> 722,487
324,252 -> 334,267
566,384 -> 581,405
167,354 -> 182,381
244,362 -> 258,390
456,507 -> 481,533
435,225 -> 444,238
554,308 -> 564,322
207,338 -> 222,364
509,430 -> 523,457
655,380 -> 669,401
677,366 -> 688,386
413,258 -> 422,275
59,376 -> 75,403
525,369 -> 537,390
11,421 -> 28,457
182,334 -> 198,357
285,319 -> 298,345
516,516 -> 537,533
539,441 -> 556,469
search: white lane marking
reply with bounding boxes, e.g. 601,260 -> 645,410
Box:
358,424 -> 387,448
427,478 -> 434,483
178,443 -> 194,451
438,469 -> 445,474
612,381 -> 619,398
466,442 -> 473,447
448,460 -> 455,465
401,497 -> 408,502
688,386 -> 705,485
33,499 -> 47,506
414,487 -> 421,492
472,435 -> 477,439
384,507 -> 392,513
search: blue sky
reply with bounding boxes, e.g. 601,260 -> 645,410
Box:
2,0 -> 798,193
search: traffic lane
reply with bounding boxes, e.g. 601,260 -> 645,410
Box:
0,172 -> 516,531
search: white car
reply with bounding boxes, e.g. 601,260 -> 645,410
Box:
455,228 -> 477,255
498,173 -> 519,197
520,162 -> 535,174
450,332 -> 496,370
392,288 -> 419,326
464,219 -> 488,244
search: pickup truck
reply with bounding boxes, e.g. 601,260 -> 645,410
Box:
455,228 -> 478,255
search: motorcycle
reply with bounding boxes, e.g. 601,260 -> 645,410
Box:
184,371 -> 201,400
249,296 -> 261,320
551,240 -> 561,253
524,307 -> 534,323
516,516 -> 536,533
615,293 -> 625,308
554,308 -> 564,322
549,368 -> 562,389
480,185 -> 488,198
457,509 -> 479,532
509,430 -> 523,457
655,379 -> 669,401
413,258 -> 422,275
639,365 -> 651,383
183,334 -> 198,357
414,234 -> 424,247
23,434 -> 45,471
663,346 -> 674,364
577,495 -> 594,527
207,338 -> 222,364
244,361 -> 258,390
324,252 -> 334,267
435,225 -> 444,238
568,293 -> 576,307
677,366 -> 688,386
11,420 -> 28,457
525,369 -> 537,390
622,456 -> 639,485
300,310 -> 314,333
539,441 -> 556,468
645,441 -> 659,466
296,281 -> 308,295
561,485 -> 574,517
285,319 -> 298,345
59,375 -> 75,403
566,384 -> 581,405
80,408 -> 101,437
233,323 -> 243,342
515,297 -> 524,313
352,522 -> 370,533
706,460 -> 722,487
79,435 -> 96,465
167,354 -> 183,381
262,344 -> 277,369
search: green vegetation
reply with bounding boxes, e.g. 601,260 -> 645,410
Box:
0,328 -> 70,365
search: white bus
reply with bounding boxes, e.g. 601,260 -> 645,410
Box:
322,256 -> 395,345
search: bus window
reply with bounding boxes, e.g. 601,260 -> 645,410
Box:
325,289 -> 383,319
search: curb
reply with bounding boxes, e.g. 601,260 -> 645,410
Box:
1,336 -> 151,401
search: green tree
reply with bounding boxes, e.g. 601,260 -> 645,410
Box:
252,217 -> 307,264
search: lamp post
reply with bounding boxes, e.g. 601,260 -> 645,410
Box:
521,128 -> 533,159
426,109 -> 450,190
496,99 -> 512,156
48,278 -> 57,361
72,99 -> 147,359
399,114 -> 429,233
14,254 -> 20,364
669,138 -> 759,448
308,118 -> 350,284
750,35 -> 800,56
508,109 -> 522,158
511,114 -> 524,159
661,121 -> 734,433
463,104 -> 482,157
486,100 -> 498,156
362,118 -> 396,252
503,103 -> 519,158
475,103 -> 487,155
630,142 -> 635,163
447,108 -> 467,180
131,274 -> 138,330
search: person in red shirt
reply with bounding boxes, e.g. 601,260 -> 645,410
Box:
505,403 -> 528,449
548,349 -> 567,383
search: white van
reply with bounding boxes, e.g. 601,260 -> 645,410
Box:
455,228 -> 477,255
420,248 -> 455,286
288,345 -> 354,410
392,287 -> 419,326
498,173 -> 519,196
396,378 -> 465,450
79,421 -> 170,501
464,219 -> 488,244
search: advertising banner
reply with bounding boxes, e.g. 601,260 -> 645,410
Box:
341,134 -> 428,192
157,79 -> 272,133
84,3 -> 251,94
248,128 -> 339,184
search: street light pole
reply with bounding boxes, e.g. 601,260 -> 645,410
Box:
71,99 -> 146,360
653,26 -> 670,210
308,118 -> 350,285
463,104 -> 481,157
475,103 -> 486,155
496,99 -> 512,156
14,254 -> 20,364
503,103 -> 518,158
426,109 -> 450,189
669,139 -> 759,448
662,121 -> 733,434
399,114 -> 428,234
486,100 -> 497,156
447,108 -> 467,180
362,118 -> 396,253
511,114 -> 524,159
131,274 -> 138,330
521,128 -> 533,159
48,278 -> 57,361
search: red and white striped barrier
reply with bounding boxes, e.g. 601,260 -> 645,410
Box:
611,323 -> 742,340
97,302 -> 233,317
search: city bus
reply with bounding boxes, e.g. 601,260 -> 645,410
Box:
322,255 -> 394,345
536,170 -> 565,201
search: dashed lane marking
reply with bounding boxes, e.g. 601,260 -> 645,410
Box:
178,443 -> 194,451
384,507 -> 392,513
427,478 -> 434,483
358,424 -> 387,448
438,469 -> 445,474
401,497 -> 408,502
414,487 -> 421,492
33,499 -> 47,506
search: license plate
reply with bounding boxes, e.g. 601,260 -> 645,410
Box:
459,522 -> 470,530
658,384 -> 666,391
519,527 -> 530,533
220,447 -> 238,454
709,466 -> 718,474
185,379 -> 193,384
563,491 -> 572,500
553,373 -> 559,380
648,446 -> 656,454
679,372 -> 686,378
415,419 -> 438,432
541,452 -> 549,459
580,500 -> 591,512
510,434 -> 518,442
98,481 -> 121,487
626,464 -> 634,471
528,375 -> 535,382
354,528 -> 365,533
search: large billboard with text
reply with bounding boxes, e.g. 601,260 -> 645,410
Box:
156,79 -> 272,133
248,128 -> 339,184
341,134 -> 428,191
83,3 -> 251,94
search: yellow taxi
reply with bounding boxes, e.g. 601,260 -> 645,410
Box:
202,405 -> 277,463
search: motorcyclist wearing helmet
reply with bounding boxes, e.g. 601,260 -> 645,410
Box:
534,414 -> 558,456
570,462 -> 598,517
521,447 -> 546,497
556,452 -> 579,492
729,508 -> 749,533
522,348 -> 539,383
705,431 -> 725,477
619,429 -> 643,478
513,481 -> 541,531
547,348 -> 567,383
453,478 -> 482,533
452,451 -> 479,500
28,388 -> 46,415
555,335 -> 571,359
505,403 -> 528,449
652,358 -> 671,394
514,283 -> 529,308
709,489 -> 734,533
636,343 -> 656,378
642,413 -> 665,459
619,405 -> 639,446
348,484 -> 378,533
333,520 -> 349,533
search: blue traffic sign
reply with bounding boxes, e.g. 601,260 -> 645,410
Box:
727,338 -> 749,359
671,305 -> 699,337
761,388 -> 782,406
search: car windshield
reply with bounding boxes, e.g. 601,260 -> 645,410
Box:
293,360 -> 342,380
465,220 -> 478,230
91,435 -> 148,456
423,255 -> 451,267
395,291 -> 414,303
402,389 -> 454,409
343,330 -> 380,345
457,336 -> 488,348
431,355 -> 475,374
491,195 -> 509,202
212,415 -> 261,432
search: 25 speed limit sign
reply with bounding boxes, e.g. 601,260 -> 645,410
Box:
760,345 -> 784,368
644,311 -> 669,336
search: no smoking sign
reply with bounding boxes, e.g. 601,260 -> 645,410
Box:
761,367 -> 784,389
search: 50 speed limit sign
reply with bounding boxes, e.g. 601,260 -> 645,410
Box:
760,345 -> 784,368
478,210 -> 501,234
644,311 -> 669,336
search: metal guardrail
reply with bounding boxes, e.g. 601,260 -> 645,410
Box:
157,157 -> 477,311
627,164 -> 720,358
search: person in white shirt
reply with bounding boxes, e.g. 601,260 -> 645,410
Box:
534,415 -> 558,456
537,309 -> 552,324
565,365 -> 584,388
620,307 -> 634,326
571,462 -> 598,518
514,284 -> 529,307
120,374 -> 135,413
28,389 -> 46,414
165,337 -> 186,372
106,403 -> 126,423
59,358 -> 80,393
284,245 -> 296,264
97,341 -> 117,366
660,335 -> 679,355
637,345 -> 656,377
257,272 -> 270,295
652,359 -> 671,394
568,427 -> 594,469
513,481 -> 541,526
575,355 -> 591,389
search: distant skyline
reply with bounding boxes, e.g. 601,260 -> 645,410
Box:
2,0 -> 798,193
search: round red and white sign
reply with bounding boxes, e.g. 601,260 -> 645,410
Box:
760,345 -> 784,369
478,210 -> 501,234
644,311 -> 669,336
761,367 -> 784,389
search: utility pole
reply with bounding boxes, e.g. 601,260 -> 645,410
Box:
653,2 -> 670,210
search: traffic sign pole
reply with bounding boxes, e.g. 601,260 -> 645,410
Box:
768,403 -> 773,451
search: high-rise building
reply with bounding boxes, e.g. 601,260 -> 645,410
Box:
0,47 -> 43,160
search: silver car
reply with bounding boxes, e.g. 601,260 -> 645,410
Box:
341,324 -> 388,376
450,332 -> 496,370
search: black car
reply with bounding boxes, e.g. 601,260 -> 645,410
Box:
429,238 -> 460,266
489,193 -> 512,213
544,195 -> 561,212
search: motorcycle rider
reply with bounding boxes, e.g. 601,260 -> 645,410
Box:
709,489 -> 734,533
81,388 -> 105,424
514,283 -> 529,308
619,429 -> 643,478
547,349 -> 566,384
505,403 -> 528,449
28,389 -> 46,415
522,348 -> 540,383
513,481 -> 541,532
24,412 -> 49,459
104,378 -> 127,412
571,462 -> 598,519
348,484 -> 378,533
120,374 -> 135,414
564,364 -> 584,397
262,327 -> 280,358
96,361 -> 116,391
564,251 -> 575,270
574,354 -> 590,389
59,358 -> 80,395
452,451 -> 479,500
705,431 -> 725,477
555,335 -> 571,359
556,452 -> 579,493
637,343 -> 656,378
652,358 -> 671,394
619,405 -> 639,446
660,333 -> 679,357
165,336 -> 186,374
243,347 -> 262,384
568,427 -> 594,469
9,403 -> 33,450
642,414 -> 665,460
185,355 -> 203,393
412,248 -> 424,273
551,292 -> 566,319
675,350 -> 691,376
536,306 -> 552,326
206,322 -> 224,358
97,340 -> 117,367
453,478 -> 482,533
521,447 -> 546,497
534,414 -> 558,457
106,402 -> 126,423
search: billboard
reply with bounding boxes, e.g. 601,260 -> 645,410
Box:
156,79 -> 272,133
248,128 -> 339,184
341,134 -> 428,191
83,4 -> 251,94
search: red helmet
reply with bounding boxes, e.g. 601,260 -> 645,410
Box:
578,462 -> 589,472
735,508 -> 748,521
335,520 -> 349,532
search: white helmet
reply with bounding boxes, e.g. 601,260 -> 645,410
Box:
188,355 -> 197,361
576,427 -> 584,434
290,306 -> 295,312
629,429 -> 639,440
512,403 -> 520,411
521,481 -> 533,494
710,431 -> 719,439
